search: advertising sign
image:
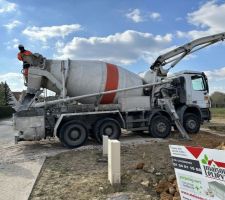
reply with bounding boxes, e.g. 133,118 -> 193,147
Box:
169,145 -> 225,200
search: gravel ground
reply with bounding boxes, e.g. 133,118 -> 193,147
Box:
30,130 -> 225,200
0,119 -> 156,200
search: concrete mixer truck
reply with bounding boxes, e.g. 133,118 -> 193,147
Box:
13,32 -> 225,148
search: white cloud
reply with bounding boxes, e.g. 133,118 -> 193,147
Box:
3,20 -> 21,30
126,9 -> 144,23
5,38 -> 20,49
0,0 -> 17,13
178,1 -> 225,39
42,45 -> 50,50
126,9 -> 161,23
209,85 -> 225,94
149,12 -> 161,20
204,67 -> 225,80
55,30 -> 172,65
55,40 -> 64,49
204,67 -> 225,94
0,73 -> 25,92
176,31 -> 186,38
22,24 -> 82,42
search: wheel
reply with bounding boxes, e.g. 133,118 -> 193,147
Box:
94,118 -> 121,144
59,121 -> 88,148
149,115 -> 171,138
183,113 -> 200,134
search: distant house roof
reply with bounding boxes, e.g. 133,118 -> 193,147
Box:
12,92 -> 21,101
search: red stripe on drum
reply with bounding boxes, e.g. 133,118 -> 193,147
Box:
100,63 -> 119,104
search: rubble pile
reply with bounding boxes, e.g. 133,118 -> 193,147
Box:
216,142 -> 225,150
155,174 -> 181,200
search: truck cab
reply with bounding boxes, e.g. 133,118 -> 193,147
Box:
177,71 -> 209,107
172,71 -> 210,115
166,71 -> 211,134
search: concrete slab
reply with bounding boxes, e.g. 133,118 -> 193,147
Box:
0,158 -> 45,200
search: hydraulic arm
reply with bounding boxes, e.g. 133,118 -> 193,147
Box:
151,32 -> 225,76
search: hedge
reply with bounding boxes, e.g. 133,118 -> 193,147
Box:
0,106 -> 15,119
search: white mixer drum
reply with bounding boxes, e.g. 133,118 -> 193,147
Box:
44,60 -> 143,104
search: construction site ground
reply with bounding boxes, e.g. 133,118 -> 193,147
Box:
29,117 -> 225,200
0,116 -> 224,200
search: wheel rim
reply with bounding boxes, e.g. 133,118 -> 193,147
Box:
69,129 -> 80,140
187,119 -> 196,129
156,122 -> 167,133
103,126 -> 113,136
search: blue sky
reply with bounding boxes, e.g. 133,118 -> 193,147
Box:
0,0 -> 225,93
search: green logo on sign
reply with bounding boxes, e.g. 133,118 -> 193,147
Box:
201,154 -> 208,165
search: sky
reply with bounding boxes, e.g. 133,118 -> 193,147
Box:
0,0 -> 225,94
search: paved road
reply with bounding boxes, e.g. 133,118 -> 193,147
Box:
0,119 -> 14,148
0,119 -> 45,200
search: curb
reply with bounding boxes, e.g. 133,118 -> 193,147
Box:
27,157 -> 46,200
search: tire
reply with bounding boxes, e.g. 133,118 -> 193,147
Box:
94,118 -> 121,144
149,115 -> 171,138
59,121 -> 88,148
183,113 -> 200,134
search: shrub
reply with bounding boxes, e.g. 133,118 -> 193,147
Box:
0,106 -> 15,119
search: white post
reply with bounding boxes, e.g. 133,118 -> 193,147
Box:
103,135 -> 108,156
108,139 -> 121,185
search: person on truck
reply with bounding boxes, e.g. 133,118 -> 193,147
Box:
17,44 -> 32,84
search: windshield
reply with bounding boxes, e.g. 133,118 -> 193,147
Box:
191,75 -> 206,91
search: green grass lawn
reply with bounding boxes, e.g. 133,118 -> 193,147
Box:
210,108 -> 225,118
